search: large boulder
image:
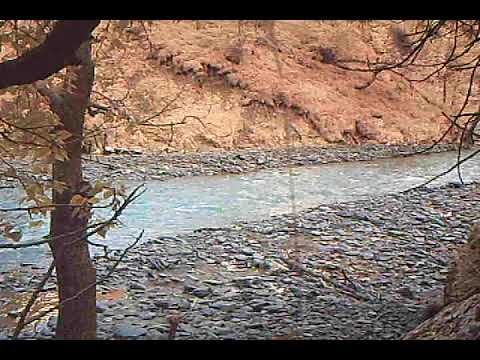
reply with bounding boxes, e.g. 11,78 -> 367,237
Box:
403,238 -> 480,340
444,243 -> 480,305
403,293 -> 480,340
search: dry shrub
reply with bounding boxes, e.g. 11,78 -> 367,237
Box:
391,26 -> 413,55
312,46 -> 337,64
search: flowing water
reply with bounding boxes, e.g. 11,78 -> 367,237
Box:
1,149 -> 479,270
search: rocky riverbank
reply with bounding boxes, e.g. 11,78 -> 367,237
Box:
1,180 -> 477,340
0,144 -> 460,188
82,143 -> 458,182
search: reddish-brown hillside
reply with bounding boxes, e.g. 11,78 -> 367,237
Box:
81,21 -> 477,152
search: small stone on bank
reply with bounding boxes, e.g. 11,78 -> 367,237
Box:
113,325 -> 147,339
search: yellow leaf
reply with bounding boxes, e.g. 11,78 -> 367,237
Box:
5,230 -> 22,242
32,163 -> 48,173
53,148 -> 68,162
57,130 -> 73,141
52,181 -> 67,194
103,189 -> 114,199
88,197 -> 99,204
33,147 -> 52,160
28,220 -> 44,229
93,181 -> 107,194
70,194 -> 87,206
97,226 -> 107,239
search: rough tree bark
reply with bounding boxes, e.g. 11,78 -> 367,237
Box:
39,40 -> 97,339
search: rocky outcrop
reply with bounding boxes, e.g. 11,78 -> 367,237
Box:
403,293 -> 480,340
153,48 -> 250,90
403,242 -> 480,340
444,243 -> 480,305
355,118 -> 382,141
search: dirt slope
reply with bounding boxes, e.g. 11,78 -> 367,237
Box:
89,21 -> 468,153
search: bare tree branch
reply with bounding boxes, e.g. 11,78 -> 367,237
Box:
12,260 -> 55,338
402,147 -> 480,193
0,20 -> 101,89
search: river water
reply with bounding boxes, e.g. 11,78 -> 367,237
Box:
1,149 -> 479,270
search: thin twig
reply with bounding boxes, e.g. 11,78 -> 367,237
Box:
12,261 -> 55,338
0,184 -> 145,249
402,147 -> 480,193
22,230 -> 144,330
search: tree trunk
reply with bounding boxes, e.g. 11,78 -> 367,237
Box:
46,40 -> 96,339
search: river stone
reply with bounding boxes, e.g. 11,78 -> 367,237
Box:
203,279 -> 224,286
213,327 -> 232,336
253,257 -> 272,270
240,247 -> 255,255
47,315 -> 58,328
447,181 -> 465,188
140,312 -> 156,320
152,298 -> 169,309
192,287 -> 211,298
7,309 -> 21,318
388,230 -> 405,237
130,283 -> 147,291
114,325 -> 147,339
209,302 -> 237,312
96,301 -> 109,314
200,308 -> 216,317
40,326 -> 54,337
183,282 -> 197,293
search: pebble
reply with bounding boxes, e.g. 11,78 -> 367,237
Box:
129,283 -> 147,291
140,312 -> 156,320
47,315 -> 58,328
113,325 -> 148,339
241,247 -> 255,255
209,302 -> 237,312
7,310 -> 21,318
192,288 -> 211,298
96,302 -> 109,314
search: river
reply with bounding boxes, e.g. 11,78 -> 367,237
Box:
1,149 -> 479,270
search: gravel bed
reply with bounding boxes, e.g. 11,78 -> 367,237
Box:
84,144 -> 458,182
1,144 -> 457,188
1,180 -> 477,340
